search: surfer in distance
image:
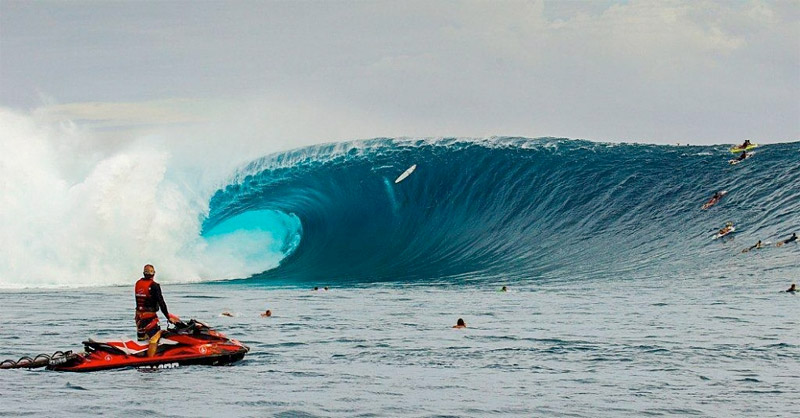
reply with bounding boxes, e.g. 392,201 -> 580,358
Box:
776,232 -> 797,247
702,191 -> 726,209
738,139 -> 752,149
742,240 -> 763,253
787,284 -> 797,293
453,318 -> 467,329
717,221 -> 734,236
729,152 -> 750,165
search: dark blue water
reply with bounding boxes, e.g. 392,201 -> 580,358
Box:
206,138 -> 800,284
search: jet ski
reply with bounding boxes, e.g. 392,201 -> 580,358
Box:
47,318 -> 249,372
729,143 -> 757,153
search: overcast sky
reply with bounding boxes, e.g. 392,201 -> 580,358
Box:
1,0 -> 798,145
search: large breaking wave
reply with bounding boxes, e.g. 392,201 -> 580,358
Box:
205,138 -> 800,285
1,109 -> 797,289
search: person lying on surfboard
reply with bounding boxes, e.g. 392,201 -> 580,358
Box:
776,232 -> 797,247
718,222 -> 734,236
787,284 -> 797,293
703,191 -> 725,209
742,240 -> 763,253
735,151 -> 749,161
738,139 -> 752,149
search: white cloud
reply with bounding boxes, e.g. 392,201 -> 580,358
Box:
34,99 -> 202,128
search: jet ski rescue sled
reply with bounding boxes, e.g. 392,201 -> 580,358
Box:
47,318 -> 248,372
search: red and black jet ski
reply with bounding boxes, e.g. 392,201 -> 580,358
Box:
47,318 -> 249,372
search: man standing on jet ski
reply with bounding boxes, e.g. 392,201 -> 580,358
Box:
135,264 -> 178,357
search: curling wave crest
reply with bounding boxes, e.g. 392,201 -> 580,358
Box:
205,138 -> 800,285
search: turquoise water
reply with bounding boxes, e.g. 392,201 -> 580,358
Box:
1,279 -> 797,417
206,139 -> 800,285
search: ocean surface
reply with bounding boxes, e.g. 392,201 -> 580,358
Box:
1,138 -> 799,416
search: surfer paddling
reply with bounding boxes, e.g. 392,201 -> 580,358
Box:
776,232 -> 797,247
702,191 -> 727,210
714,222 -> 735,239
787,284 -> 797,293
742,240 -> 763,253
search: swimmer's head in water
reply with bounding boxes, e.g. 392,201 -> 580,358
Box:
143,264 -> 155,279
456,318 -> 465,326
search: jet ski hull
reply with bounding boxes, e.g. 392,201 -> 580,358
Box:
49,346 -> 248,372
47,319 -> 249,372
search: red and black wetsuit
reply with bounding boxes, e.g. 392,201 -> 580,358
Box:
135,277 -> 170,341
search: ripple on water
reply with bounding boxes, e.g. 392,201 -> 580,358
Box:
2,280 -> 800,417
274,411 -> 321,418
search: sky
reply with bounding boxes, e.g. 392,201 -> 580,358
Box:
1,0 -> 798,145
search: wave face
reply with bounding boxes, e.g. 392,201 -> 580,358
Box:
205,138 -> 800,285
